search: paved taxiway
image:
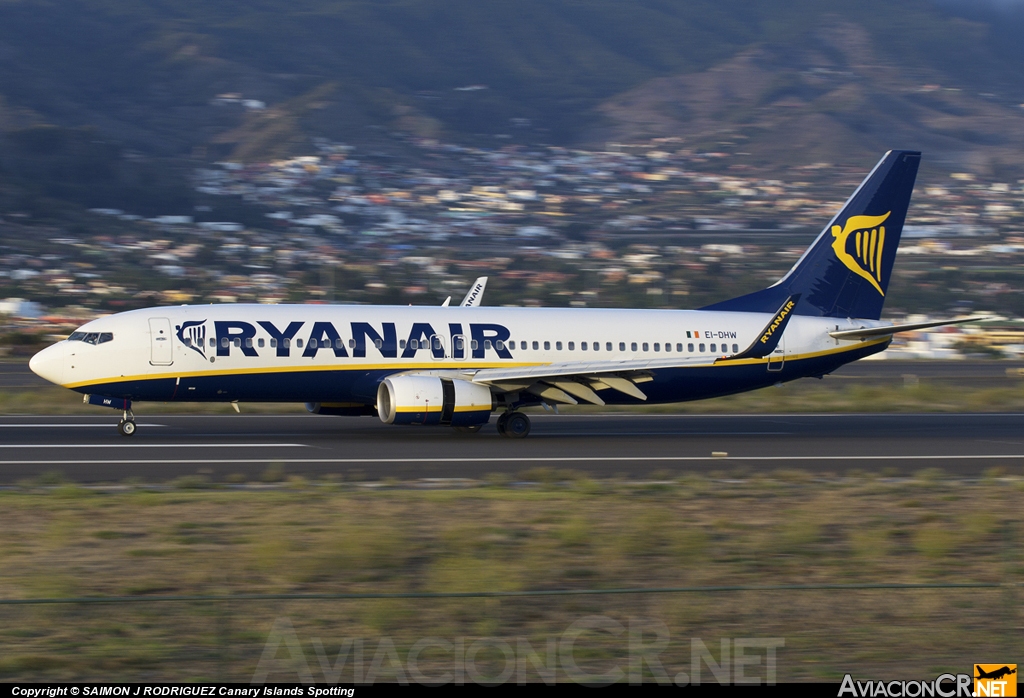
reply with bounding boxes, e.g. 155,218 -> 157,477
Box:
1,412 -> 1023,482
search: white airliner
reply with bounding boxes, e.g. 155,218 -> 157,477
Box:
29,150 -> 978,437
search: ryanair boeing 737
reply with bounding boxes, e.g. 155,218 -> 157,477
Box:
29,150 -> 979,437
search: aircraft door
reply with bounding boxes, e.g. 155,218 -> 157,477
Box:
149,317 -> 174,366
767,336 -> 784,372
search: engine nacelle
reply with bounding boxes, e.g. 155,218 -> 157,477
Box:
377,375 -> 492,426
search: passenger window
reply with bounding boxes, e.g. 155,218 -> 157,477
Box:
568,342 -> 574,350
258,338 -> 265,348
309,339 -> 318,349
556,341 -> 562,350
688,343 -> 694,352
593,341 -> 599,351
606,342 -> 612,351
484,340 -> 492,350
335,339 -> 344,349
375,338 -> 383,349
233,338 -> 242,348
677,343 -> 683,352
582,342 -> 588,350
471,340 -> 479,350
283,338 -> 290,348
409,339 -> 418,350
699,343 -> 705,352
271,338 -> 278,348
654,343 -> 660,352
454,338 -> 463,351
210,338 -> 216,348
619,342 -> 626,351
631,342 -> 638,351
642,343 -> 649,351
496,340 -> 505,351
733,344 -> 739,353
221,338 -> 229,348
245,338 -> 253,348
711,343 -> 717,353
521,341 -> 527,350
665,343 -> 671,352
544,341 -> 550,350
296,339 -> 304,348
532,341 -> 539,350
400,339 -> 407,349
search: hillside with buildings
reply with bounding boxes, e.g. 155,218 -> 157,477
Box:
2,1 -> 1024,358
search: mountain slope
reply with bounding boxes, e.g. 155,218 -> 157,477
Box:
1,1 -> 1023,169
589,17 -> 1024,173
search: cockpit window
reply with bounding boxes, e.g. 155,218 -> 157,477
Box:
68,332 -> 113,345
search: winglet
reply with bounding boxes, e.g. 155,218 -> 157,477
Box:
726,294 -> 801,361
460,277 -> 488,307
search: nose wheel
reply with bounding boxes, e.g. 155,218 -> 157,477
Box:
118,410 -> 136,437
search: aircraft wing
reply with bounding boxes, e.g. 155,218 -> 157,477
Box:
828,316 -> 987,340
470,295 -> 801,405
470,354 -> 717,405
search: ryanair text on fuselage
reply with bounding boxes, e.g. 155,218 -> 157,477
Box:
179,320 -> 516,360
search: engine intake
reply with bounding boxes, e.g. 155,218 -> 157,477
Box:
377,375 -> 492,426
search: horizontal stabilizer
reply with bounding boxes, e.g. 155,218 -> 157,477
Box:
828,316 -> 987,340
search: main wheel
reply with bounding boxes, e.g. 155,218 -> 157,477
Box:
118,419 -> 136,437
502,412 -> 531,439
453,424 -> 483,434
495,412 -> 510,436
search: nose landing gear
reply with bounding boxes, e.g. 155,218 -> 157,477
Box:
118,409 -> 136,437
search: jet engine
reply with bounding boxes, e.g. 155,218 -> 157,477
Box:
377,375 -> 492,426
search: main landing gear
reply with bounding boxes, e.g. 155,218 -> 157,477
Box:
118,409 -> 136,437
496,410 -> 531,439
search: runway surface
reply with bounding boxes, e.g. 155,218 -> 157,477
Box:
1,412 -> 1023,483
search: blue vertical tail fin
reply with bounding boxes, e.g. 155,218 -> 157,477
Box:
703,150 -> 921,320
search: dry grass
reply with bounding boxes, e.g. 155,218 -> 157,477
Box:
0,473 -> 1020,682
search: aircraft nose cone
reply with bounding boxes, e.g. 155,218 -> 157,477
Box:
29,343 -> 65,386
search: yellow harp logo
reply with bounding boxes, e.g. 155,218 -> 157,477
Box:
830,212 -> 891,296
